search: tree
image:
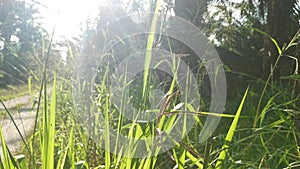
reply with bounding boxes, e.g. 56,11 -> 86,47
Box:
0,0 -> 45,87
258,0 -> 299,78
205,0 -> 299,78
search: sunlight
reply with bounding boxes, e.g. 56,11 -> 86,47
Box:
39,0 -> 101,39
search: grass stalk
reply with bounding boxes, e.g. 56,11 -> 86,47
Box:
216,87 -> 249,168
31,26 -> 56,168
0,126 -> 14,169
41,75 -> 56,169
104,91 -> 111,169
0,100 -> 31,157
253,29 -> 300,128
142,0 -> 161,98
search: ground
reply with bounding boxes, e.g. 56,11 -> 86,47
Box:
0,94 -> 37,156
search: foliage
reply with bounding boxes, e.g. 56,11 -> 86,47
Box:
0,0 -> 299,169
205,0 -> 299,77
0,0 -> 45,87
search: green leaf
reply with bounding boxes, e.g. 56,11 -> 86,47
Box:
280,75 -> 300,80
42,75 -> 56,169
216,87 -> 249,168
0,126 -> 14,169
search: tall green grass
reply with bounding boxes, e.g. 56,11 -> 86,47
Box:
0,11 -> 299,169
41,75 -> 56,169
216,87 -> 249,168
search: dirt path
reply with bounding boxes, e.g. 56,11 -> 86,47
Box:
0,95 -> 37,156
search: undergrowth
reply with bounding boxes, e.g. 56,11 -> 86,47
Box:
0,5 -> 299,169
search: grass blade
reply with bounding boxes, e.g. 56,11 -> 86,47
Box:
216,87 -> 249,168
104,86 -> 111,169
42,75 -> 56,169
31,26 -> 55,167
0,100 -> 30,155
0,126 -> 14,169
142,0 -> 161,98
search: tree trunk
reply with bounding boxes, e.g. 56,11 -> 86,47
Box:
261,0 -> 298,79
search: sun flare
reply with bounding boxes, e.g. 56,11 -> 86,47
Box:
39,0 -> 101,39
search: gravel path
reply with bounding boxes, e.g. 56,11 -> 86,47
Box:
0,95 -> 37,156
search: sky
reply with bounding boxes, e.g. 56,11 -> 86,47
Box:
37,0 -> 246,40
38,0 -> 102,39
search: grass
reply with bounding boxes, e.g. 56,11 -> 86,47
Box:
0,8 -> 299,169
216,87 -> 249,168
0,54 -> 299,169
0,83 -> 39,101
